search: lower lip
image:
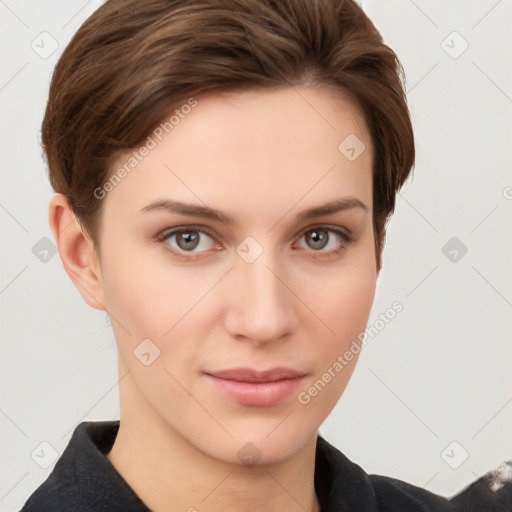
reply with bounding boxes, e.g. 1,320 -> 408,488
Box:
204,374 -> 305,407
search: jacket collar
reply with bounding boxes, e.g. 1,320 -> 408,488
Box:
314,434 -> 378,511
30,420 -> 379,511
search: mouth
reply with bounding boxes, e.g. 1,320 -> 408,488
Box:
203,367 -> 307,407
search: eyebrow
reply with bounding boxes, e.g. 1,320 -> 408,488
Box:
138,197 -> 368,225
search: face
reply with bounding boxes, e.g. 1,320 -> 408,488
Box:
93,85 -> 377,464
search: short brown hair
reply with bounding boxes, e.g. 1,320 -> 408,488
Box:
42,0 -> 415,273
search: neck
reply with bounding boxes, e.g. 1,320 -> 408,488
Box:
105,373 -> 321,512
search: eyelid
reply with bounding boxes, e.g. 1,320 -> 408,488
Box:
157,222 -> 354,241
293,222 -> 354,241
156,224 -> 217,243
155,223 -> 354,260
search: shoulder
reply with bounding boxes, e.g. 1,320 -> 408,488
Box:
19,421 -> 149,512
369,465 -> 512,512
315,434 -> 512,511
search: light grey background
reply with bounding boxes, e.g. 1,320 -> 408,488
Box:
1,0 -> 511,510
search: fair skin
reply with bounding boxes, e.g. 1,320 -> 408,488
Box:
49,85 -> 377,512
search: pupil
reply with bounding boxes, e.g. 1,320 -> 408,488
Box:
309,229 -> 327,249
175,229 -> 329,252
178,231 -> 199,250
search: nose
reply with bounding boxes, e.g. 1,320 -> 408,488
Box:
224,248 -> 298,346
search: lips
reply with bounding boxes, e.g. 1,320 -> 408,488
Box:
205,367 -> 307,382
204,367 -> 307,407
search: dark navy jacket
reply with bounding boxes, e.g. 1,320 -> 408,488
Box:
19,420 -> 512,511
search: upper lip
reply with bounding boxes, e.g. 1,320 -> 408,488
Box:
205,367 -> 307,383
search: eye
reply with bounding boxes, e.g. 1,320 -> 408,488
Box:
155,224 -> 354,261
156,226 -> 220,260
295,226 -> 353,257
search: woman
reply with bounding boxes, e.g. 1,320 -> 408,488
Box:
20,0 -> 511,510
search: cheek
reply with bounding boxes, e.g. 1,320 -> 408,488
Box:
310,262 -> 376,348
101,237 -> 201,336
101,221 -> 375,345
297,266 -> 375,414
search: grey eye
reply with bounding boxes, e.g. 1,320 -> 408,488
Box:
175,230 -> 201,251
304,229 -> 330,250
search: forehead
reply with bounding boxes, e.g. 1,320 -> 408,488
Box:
103,85 -> 373,223
184,84 -> 371,154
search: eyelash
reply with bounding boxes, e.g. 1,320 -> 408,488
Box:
155,225 -> 354,261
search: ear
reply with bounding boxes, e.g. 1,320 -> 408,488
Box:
48,193 -> 106,311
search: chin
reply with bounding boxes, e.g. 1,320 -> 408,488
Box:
199,423 -> 317,467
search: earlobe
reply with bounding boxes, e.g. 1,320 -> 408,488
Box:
48,193 -> 106,312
